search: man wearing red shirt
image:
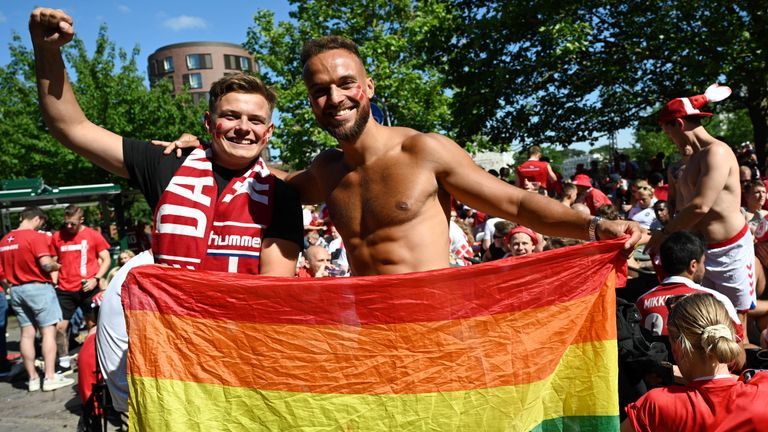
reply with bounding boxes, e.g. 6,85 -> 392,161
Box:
636,231 -> 745,367
573,174 -> 612,215
0,261 -> 8,376
297,245 -> 335,277
516,146 -> 557,192
0,207 -> 73,391
51,205 -> 111,372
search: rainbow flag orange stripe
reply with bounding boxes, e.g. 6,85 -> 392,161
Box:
123,238 -> 625,431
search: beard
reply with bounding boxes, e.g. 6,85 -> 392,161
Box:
325,102 -> 371,142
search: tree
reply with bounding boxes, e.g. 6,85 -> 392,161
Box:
244,0 -> 454,168
0,27 -> 207,187
426,1 -> 768,164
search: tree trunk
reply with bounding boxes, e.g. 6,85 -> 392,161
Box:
745,86 -> 768,174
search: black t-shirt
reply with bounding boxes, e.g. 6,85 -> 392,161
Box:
122,138 -> 303,247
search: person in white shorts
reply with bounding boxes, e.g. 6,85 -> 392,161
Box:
646,83 -> 756,323
702,225 -> 757,312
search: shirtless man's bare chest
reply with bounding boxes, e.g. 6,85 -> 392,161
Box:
312,142 -> 451,275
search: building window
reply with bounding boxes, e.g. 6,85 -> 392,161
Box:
162,56 -> 174,73
239,56 -> 251,71
192,92 -> 210,105
186,54 -> 212,70
183,73 -> 203,89
149,59 -> 158,76
224,54 -> 252,71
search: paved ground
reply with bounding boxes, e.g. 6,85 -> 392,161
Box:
0,315 -> 82,432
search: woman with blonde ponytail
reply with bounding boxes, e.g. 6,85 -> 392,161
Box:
622,293 -> 768,431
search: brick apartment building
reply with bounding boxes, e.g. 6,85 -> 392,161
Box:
147,41 -> 257,105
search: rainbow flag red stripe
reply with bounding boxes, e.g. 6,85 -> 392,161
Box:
123,238 -> 625,431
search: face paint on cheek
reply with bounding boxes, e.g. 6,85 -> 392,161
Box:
351,83 -> 365,102
215,122 -> 223,139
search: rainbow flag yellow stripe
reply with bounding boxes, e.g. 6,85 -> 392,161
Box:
123,238 -> 625,431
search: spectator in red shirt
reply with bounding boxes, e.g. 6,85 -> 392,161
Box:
298,245 -> 336,277
623,293 -> 766,432
573,174 -> 612,215
516,146 -> 556,192
636,231 -> 745,349
0,207 -> 73,391
51,205 -> 111,372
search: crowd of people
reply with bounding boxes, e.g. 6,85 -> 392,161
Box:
0,6 -> 762,431
0,204 -> 109,392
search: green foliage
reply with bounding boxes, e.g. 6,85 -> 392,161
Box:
244,0 -> 454,168
0,26 -> 207,228
124,193 -> 153,225
426,0 -> 768,163
538,145 -> 586,171
0,27 -> 207,187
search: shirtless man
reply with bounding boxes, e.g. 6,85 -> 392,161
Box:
163,36 -> 641,275
646,84 -> 756,321
279,36 -> 641,275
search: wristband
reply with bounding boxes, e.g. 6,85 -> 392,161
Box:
588,216 -> 602,242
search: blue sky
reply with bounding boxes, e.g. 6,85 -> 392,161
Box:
0,1 -> 633,151
0,1 -> 292,76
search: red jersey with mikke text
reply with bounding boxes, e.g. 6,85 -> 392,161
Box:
516,160 -> 551,187
52,226 -> 110,292
635,276 -> 744,340
625,372 -> 768,432
0,229 -> 54,286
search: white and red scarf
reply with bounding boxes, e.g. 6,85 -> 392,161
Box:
152,147 -> 274,274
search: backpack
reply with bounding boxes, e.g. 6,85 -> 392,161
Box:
616,297 -> 669,370
616,297 -> 670,417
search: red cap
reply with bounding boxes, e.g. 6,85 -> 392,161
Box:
572,174 -> 592,188
658,83 -> 731,124
505,225 -> 538,246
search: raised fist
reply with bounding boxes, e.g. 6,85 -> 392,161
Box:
29,8 -> 75,48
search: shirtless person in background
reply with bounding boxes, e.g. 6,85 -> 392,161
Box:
646,84 -> 756,321
164,36 -> 642,275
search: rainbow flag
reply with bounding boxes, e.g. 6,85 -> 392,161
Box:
123,238 -> 625,431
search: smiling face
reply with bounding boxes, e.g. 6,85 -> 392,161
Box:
205,92 -> 274,170
303,49 -> 374,143
509,233 -> 534,256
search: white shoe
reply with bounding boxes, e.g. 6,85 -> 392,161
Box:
42,373 -> 74,392
58,355 -> 71,369
28,376 -> 40,392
